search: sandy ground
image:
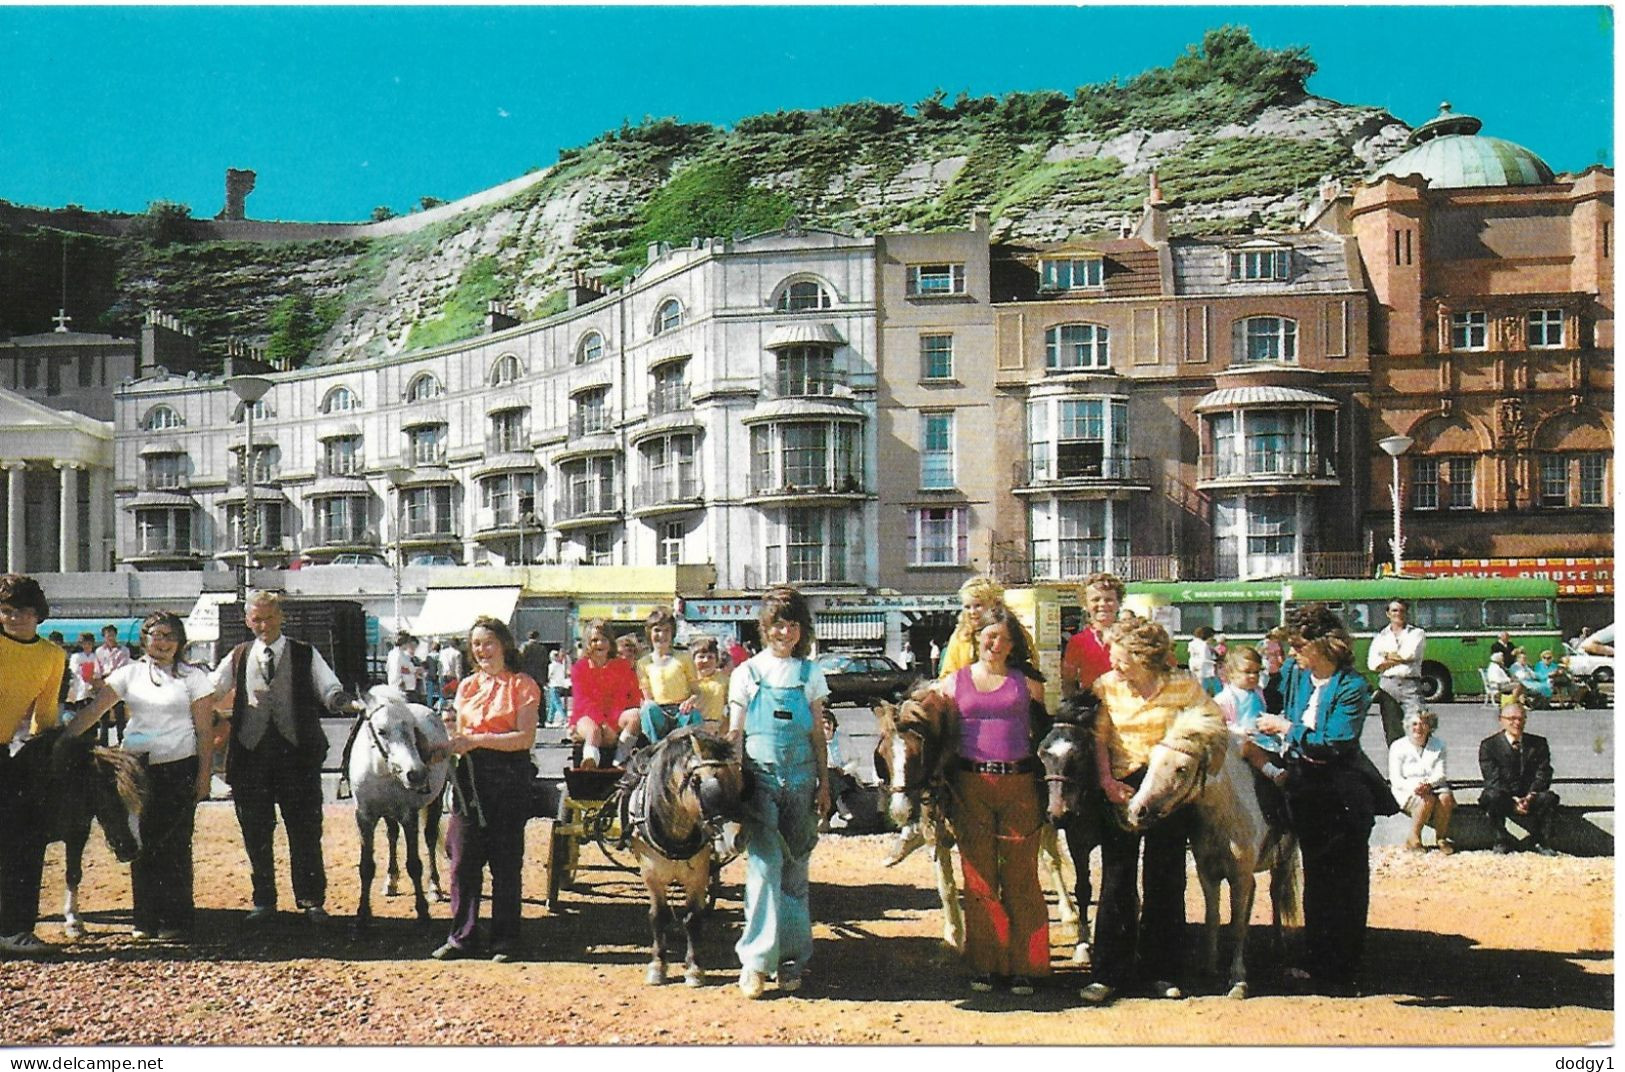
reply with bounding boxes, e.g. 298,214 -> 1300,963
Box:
1,802 -> 1612,1047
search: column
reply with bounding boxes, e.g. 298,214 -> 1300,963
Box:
87,467 -> 108,572
4,463 -> 25,573
57,462 -> 81,573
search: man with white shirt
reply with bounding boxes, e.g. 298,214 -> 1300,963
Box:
211,591 -> 358,925
92,623 -> 132,745
1367,598 -> 1426,747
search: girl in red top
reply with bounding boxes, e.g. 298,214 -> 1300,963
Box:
569,618 -> 641,768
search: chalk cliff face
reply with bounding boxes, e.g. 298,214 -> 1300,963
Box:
0,33 -> 1414,367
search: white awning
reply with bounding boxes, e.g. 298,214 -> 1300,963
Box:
185,592 -> 237,644
411,586 -> 523,638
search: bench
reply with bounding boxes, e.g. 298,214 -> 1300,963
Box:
1374,776 -> 1614,855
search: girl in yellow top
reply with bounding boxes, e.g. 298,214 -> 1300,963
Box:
687,635 -> 729,732
937,575 -> 1039,679
636,606 -> 701,744
1082,616 -> 1221,1006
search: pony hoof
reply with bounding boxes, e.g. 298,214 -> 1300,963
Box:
1071,942 -> 1092,969
385,881 -> 403,898
63,923 -> 85,941
645,963 -> 666,985
684,969 -> 705,988
1227,982 -> 1249,1000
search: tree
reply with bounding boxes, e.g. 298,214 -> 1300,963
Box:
370,205 -> 397,222
129,201 -> 193,247
416,196 -> 447,212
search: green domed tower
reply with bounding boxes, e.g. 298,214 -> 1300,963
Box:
1371,103 -> 1556,188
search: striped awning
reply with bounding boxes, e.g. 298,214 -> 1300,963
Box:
1195,385 -> 1339,412
765,322 -> 846,350
817,612 -> 885,641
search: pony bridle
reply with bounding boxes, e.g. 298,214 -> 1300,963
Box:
682,754 -> 737,827
1147,736 -> 1212,814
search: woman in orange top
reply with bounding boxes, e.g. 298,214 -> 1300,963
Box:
432,616 -> 539,963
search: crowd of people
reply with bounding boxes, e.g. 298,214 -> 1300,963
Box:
0,569 -> 1586,1006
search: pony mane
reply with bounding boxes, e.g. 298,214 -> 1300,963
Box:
648,727 -> 735,789
1163,706 -> 1230,771
92,745 -> 148,816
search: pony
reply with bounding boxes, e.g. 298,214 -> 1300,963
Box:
1037,693 -> 1103,966
382,790 -> 446,903
348,685 -> 450,932
14,728 -> 146,938
873,689 -> 963,949
618,726 -> 745,986
1124,707 -> 1302,998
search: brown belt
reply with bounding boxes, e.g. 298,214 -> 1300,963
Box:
957,757 -> 1039,776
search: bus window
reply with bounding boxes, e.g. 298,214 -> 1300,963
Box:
1180,604 -> 1215,635
1341,601 -> 1388,632
1413,599 -> 1481,631
1219,602 -> 1278,633
1483,599 -> 1550,629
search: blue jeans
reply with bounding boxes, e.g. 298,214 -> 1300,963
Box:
546,687 -> 565,725
735,763 -> 819,977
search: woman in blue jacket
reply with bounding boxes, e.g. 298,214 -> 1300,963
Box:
1257,603 -> 1392,996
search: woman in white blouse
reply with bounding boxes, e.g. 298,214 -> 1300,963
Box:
1387,708 -> 1455,853
65,612 -> 217,940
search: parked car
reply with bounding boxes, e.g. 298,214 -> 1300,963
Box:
316,552 -> 390,568
1564,640 -> 1615,685
406,553 -> 460,567
815,653 -> 916,708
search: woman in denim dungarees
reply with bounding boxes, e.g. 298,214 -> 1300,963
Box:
727,586 -> 831,999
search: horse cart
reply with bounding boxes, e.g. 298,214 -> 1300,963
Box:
543,764 -> 634,909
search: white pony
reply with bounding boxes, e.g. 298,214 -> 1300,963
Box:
1125,708 -> 1302,998
349,685 -> 450,932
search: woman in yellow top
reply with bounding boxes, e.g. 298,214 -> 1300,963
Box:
636,607 -> 701,744
1081,616 -> 1219,1006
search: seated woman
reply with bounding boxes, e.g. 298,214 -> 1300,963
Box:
1511,649 -> 1552,705
569,619 -> 642,769
1387,709 -> 1455,853
1485,652 -> 1515,704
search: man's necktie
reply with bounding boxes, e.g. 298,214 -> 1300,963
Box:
263,648 -> 276,683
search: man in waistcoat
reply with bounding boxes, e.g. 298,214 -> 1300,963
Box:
211,590 -> 358,924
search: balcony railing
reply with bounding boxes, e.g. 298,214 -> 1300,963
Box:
400,521 -> 460,541
1015,455 -> 1151,488
314,456 -> 366,479
124,535 -> 201,558
302,525 -> 380,549
139,472 -> 191,492
747,472 -> 865,497
227,462 -> 279,485
650,383 -> 692,416
568,413 -> 614,438
475,506 -> 541,532
554,489 -> 621,522
405,445 -> 449,467
633,475 -> 703,510
485,433 -> 531,456
1199,449 -> 1336,482
769,370 -> 849,399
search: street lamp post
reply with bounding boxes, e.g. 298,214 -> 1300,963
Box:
225,375 -> 274,598
385,467 -> 412,631
1378,434 -> 1415,576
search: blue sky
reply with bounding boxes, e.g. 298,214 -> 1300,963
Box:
0,5 -> 1612,222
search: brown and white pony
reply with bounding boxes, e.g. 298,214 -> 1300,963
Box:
1124,707 -> 1302,998
873,690 -> 964,949
619,726 -> 745,986
15,728 -> 146,938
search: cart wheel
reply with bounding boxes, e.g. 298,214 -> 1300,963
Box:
545,821 -> 574,907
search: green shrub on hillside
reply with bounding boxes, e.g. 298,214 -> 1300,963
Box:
1155,135 -> 1357,203
265,290 -> 342,368
404,254 -> 510,351
626,158 -> 796,269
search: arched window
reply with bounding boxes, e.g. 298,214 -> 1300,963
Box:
406,373 -> 443,402
775,280 -> 831,312
142,405 -> 182,431
576,331 -> 605,365
490,354 -> 522,385
655,299 -> 683,335
1044,323 -> 1110,371
1233,316 -> 1298,364
232,399 -> 272,423
320,386 -> 359,413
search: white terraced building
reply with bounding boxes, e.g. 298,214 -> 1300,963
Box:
112,226 -> 879,599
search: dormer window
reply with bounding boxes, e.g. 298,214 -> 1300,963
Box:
776,280 -> 831,312
490,354 -> 522,386
655,299 -> 683,335
1228,247 -> 1291,282
232,399 -> 272,423
320,386 -> 359,414
576,331 -> 605,365
1040,257 -> 1104,291
142,405 -> 183,431
406,373 -> 442,402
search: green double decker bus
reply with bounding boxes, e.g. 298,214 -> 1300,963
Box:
1120,577 -> 1562,702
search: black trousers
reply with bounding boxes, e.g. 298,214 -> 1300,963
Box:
0,753 -> 48,936
446,750 -> 533,952
1479,788 -> 1561,846
132,756 -> 199,932
230,735 -> 326,910
1093,769 -> 1190,988
1289,763 -> 1373,987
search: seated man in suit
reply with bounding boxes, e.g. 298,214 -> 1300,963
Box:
1477,704 -> 1560,856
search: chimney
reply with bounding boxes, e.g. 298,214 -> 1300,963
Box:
565,271 -> 605,310
1136,172 -> 1170,244
486,300 -> 520,334
970,208 -> 990,234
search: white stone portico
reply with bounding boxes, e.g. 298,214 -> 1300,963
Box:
0,385 -> 114,573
